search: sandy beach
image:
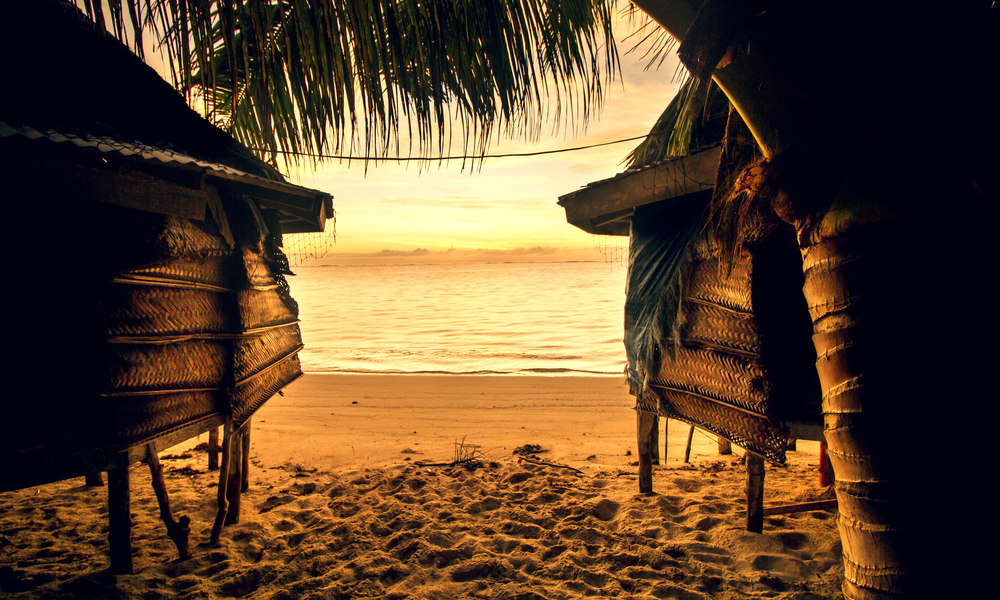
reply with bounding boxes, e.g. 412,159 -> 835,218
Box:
0,374 -> 843,598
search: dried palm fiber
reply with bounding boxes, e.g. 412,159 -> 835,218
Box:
103,283 -> 236,337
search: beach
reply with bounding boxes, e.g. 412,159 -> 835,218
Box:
0,374 -> 843,598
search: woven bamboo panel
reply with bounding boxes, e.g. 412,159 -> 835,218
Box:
653,346 -> 768,414
235,323 -> 304,381
633,383 -> 789,463
110,390 -> 223,445
105,284 -> 235,336
685,258 -> 753,313
231,354 -> 302,425
105,340 -> 229,393
242,246 -> 278,288
238,288 -> 297,330
682,301 -> 760,355
124,255 -> 234,289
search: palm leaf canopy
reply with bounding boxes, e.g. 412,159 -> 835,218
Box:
80,0 -> 618,167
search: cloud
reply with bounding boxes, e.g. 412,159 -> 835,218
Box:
358,248 -> 431,258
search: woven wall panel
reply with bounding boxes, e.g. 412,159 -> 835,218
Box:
124,256 -> 234,289
235,324 -> 304,381
632,383 -> 789,463
685,258 -> 753,313
105,284 -> 235,336
155,216 -> 232,259
110,390 -> 223,445
653,346 -> 769,414
105,340 -> 229,393
238,288 -> 297,330
231,354 -> 302,425
682,301 -> 760,355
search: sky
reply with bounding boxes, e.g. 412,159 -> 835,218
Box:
277,13 -> 684,265
135,8 -> 685,265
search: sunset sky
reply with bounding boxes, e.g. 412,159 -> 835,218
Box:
281,15 -> 684,265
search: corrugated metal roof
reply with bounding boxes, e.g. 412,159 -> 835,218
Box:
1,121 -> 257,180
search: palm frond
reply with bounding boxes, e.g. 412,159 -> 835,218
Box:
81,0 -> 619,169
622,76 -> 728,169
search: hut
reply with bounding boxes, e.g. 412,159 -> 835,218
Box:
558,114 -> 823,531
0,1 -> 332,572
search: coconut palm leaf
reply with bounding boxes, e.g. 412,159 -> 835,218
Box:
78,0 -> 618,168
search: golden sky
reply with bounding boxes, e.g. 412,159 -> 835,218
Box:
285,16 -> 683,265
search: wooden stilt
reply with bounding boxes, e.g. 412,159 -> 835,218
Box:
208,427 -> 220,471
209,420 -> 232,545
84,472 -> 104,487
683,425 -> 695,463
650,415 -> 660,465
818,440 -> 834,487
662,418 -> 669,464
746,452 -> 765,533
717,436 -> 732,455
107,466 -> 132,574
787,437 -> 798,451
637,411 -> 656,493
146,444 -> 192,561
225,424 -> 243,525
240,418 -> 251,493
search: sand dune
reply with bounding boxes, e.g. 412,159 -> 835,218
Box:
0,375 -> 842,599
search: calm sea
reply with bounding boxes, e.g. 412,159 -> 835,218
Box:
287,261 -> 628,375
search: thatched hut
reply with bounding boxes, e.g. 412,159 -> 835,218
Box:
1,1 -> 332,572
558,134 -> 823,530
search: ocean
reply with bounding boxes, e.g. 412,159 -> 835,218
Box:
287,261 -> 628,375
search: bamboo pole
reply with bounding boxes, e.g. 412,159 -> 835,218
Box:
717,436 -> 732,455
650,415 -> 660,465
209,420 -> 232,545
683,424 -> 695,463
146,444 -> 192,561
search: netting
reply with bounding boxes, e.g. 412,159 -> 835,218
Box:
283,211 -> 337,267
591,233 -> 628,266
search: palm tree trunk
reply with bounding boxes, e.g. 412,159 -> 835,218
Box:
793,173 -> 992,598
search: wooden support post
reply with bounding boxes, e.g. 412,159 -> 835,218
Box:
718,436 -> 732,455
787,437 -> 798,452
107,466 -> 132,574
637,411 -> 656,494
818,440 -> 834,487
240,418 -> 251,493
208,427 -> 220,471
684,425 -> 695,463
662,418 -> 669,464
225,424 -> 243,525
746,452 -> 765,533
650,415 -> 660,465
85,472 -> 104,487
146,444 -> 192,561
209,420 -> 232,545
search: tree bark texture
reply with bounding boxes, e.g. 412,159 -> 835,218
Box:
226,425 -> 243,525
209,421 -> 232,545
